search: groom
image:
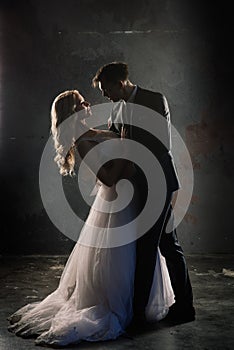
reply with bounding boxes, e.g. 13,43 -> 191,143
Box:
92,62 -> 195,326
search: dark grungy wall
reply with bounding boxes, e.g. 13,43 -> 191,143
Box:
0,0 -> 233,254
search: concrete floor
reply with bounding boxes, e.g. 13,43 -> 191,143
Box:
0,254 -> 233,350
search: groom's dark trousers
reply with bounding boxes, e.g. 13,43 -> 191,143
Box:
132,169 -> 193,315
109,86 -> 193,316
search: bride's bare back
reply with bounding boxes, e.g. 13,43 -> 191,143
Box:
75,128 -> 135,187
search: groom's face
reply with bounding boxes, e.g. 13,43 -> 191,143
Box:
98,80 -> 122,102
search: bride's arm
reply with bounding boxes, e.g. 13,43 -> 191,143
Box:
77,140 -> 135,187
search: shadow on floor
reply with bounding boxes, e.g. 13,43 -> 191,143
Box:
0,254 -> 234,349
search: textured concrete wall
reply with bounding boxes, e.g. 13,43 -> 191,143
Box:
0,0 -> 233,254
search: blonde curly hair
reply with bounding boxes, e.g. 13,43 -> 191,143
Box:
50,90 -> 85,176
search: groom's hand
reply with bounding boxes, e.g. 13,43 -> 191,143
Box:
108,117 -> 112,129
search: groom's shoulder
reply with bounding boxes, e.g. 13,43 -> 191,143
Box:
136,86 -> 167,104
135,86 -> 169,115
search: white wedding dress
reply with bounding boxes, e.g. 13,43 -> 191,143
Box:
8,133 -> 175,347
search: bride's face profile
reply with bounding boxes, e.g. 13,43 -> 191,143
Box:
74,92 -> 91,113
52,90 -> 91,126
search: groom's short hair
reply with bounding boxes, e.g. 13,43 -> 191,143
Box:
92,62 -> 129,87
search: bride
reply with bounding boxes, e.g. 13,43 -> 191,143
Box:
8,90 -> 174,347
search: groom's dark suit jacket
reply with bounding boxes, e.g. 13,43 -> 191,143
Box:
109,86 -> 180,193
109,87 -> 193,312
